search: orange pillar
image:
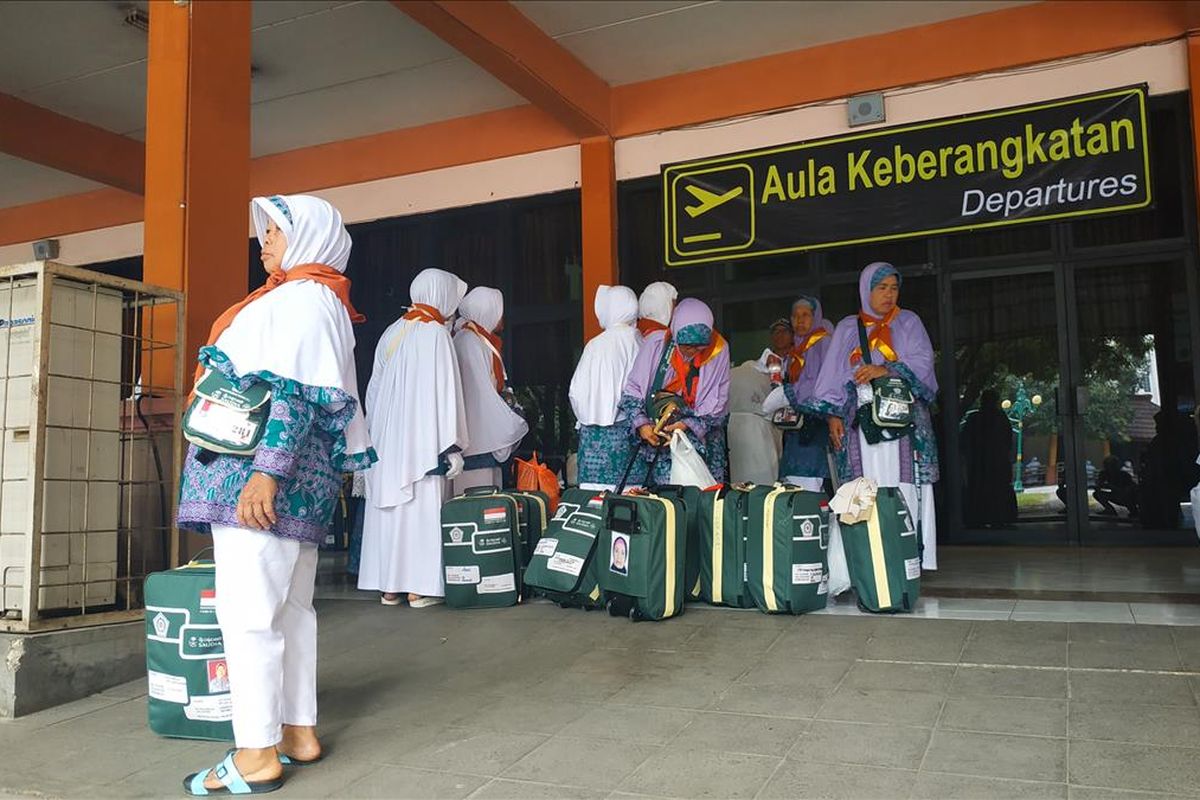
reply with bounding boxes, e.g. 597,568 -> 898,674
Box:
143,0 -> 251,381
580,136 -> 619,340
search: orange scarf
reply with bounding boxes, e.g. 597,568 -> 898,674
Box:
850,307 -> 900,366
402,303 -> 445,325
466,320 -> 506,392
785,327 -> 830,383
196,263 -> 364,385
665,334 -> 726,407
638,318 -> 669,337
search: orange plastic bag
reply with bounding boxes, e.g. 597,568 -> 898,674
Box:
515,452 -> 560,513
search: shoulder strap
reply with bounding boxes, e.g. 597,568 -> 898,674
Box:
649,338 -> 674,399
856,317 -> 873,366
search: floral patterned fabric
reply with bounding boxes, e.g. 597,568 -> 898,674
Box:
577,422 -> 639,487
177,347 -> 376,545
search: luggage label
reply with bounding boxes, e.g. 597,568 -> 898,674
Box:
442,521 -> 514,554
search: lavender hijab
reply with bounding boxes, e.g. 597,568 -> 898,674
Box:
787,295 -> 834,405
622,298 -> 731,424
808,262 -> 938,415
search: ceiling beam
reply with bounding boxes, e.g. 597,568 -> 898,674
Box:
0,92 -> 145,195
392,0 -> 610,137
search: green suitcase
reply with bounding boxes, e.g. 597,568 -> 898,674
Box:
653,485 -> 705,601
597,493 -> 687,621
746,484 -> 832,614
697,485 -> 756,608
508,489 -> 551,567
441,488 -> 524,608
840,487 -> 920,613
523,488 -> 606,609
144,560 -> 234,741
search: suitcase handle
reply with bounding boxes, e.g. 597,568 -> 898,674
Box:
605,497 -> 641,535
463,486 -> 501,496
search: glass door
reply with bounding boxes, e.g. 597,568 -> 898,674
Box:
945,267 -> 1073,542
1066,259 -> 1199,545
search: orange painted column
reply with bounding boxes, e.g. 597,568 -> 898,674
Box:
143,0 -> 251,382
580,136 -> 619,340
1189,34 -> 1200,230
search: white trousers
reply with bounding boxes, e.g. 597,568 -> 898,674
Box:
784,476 -> 826,492
212,525 -> 319,749
856,428 -> 938,570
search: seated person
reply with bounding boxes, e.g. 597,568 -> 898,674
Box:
1093,455 -> 1138,516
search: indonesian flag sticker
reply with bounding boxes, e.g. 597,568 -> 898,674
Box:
200,588 -> 216,609
483,507 -> 507,524
588,496 -> 604,508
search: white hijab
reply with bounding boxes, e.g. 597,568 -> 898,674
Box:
364,268 -> 468,507
214,194 -> 371,464
638,281 -> 678,328
453,286 -> 528,461
570,285 -> 641,427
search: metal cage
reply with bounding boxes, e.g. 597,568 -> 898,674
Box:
0,261 -> 185,632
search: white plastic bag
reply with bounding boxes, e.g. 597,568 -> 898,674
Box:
1192,482 -> 1200,542
825,515 -> 852,598
668,429 -> 717,488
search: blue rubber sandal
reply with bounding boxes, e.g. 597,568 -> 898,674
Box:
183,751 -> 284,796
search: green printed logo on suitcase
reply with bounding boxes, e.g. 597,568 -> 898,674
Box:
597,494 -> 686,621
441,490 -> 523,608
523,488 -> 606,608
144,562 -> 234,741
745,485 -> 831,614
840,487 -> 920,613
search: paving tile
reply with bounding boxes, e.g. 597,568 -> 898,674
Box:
1130,603 -> 1200,627
557,705 -> 696,746
961,637 -> 1069,668
1069,740 -> 1200,796
759,760 -> 917,799
713,685 -> 826,719
970,621 -> 1069,642
616,745 -> 780,799
1069,702 -> 1200,747
738,656 -> 852,690
910,772 -> 1068,799
1068,642 -> 1182,671
681,625 -> 784,654
1068,671 -> 1196,707
390,728 -> 549,776
922,730 -> 1067,783
502,736 -> 655,791
950,666 -> 1069,699
470,778 -> 608,799
815,686 -> 944,727
863,631 -> 969,663
770,632 -> 870,661
789,720 -> 930,769
1068,787 -> 1196,800
841,661 -> 956,693
1173,629 -> 1200,671
1069,623 -> 1176,646
940,696 -> 1068,737
794,614 -> 884,635
671,712 -> 808,758
447,696 -> 596,735
341,765 -> 487,799
607,673 -> 732,711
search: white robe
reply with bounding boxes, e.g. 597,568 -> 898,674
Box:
358,268 -> 468,596
570,285 -> 640,427
727,361 -> 781,485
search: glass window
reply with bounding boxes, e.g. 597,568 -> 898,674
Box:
946,223 -> 1053,259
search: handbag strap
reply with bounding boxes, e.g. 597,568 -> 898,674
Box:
856,317 -> 873,367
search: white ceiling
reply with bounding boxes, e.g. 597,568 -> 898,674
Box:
0,0 -> 1028,211
515,0 -> 1033,86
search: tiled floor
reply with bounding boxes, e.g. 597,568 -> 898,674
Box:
5,599 -> 1200,799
